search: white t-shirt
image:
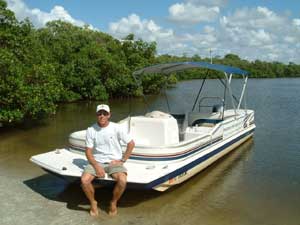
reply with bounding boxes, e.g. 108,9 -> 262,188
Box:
85,122 -> 132,163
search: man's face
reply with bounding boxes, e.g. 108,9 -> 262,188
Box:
96,110 -> 110,127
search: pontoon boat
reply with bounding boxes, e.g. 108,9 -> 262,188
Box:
30,62 -> 255,191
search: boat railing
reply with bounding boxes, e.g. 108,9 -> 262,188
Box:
198,96 -> 224,113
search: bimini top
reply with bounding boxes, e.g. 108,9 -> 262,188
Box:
133,61 -> 249,76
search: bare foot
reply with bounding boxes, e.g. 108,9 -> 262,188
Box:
108,201 -> 117,216
90,200 -> 99,217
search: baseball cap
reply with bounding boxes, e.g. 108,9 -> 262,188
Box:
96,104 -> 110,113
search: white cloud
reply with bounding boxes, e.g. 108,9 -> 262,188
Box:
168,0 -> 222,24
218,6 -> 300,62
109,13 -> 223,58
293,18 -> 300,26
249,29 -> 272,46
167,0 -> 227,24
221,6 -> 286,30
109,6 -> 300,63
109,14 -> 175,42
109,14 -> 198,55
169,3 -> 220,24
188,0 -> 227,7
284,36 -> 296,44
6,0 -> 300,63
6,0 -> 93,29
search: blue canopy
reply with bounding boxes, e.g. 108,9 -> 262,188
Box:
133,61 -> 249,76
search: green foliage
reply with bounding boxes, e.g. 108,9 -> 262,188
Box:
140,74 -> 166,94
0,3 -> 157,124
121,34 -> 156,71
0,2 -> 61,123
1,0 -> 300,126
139,73 -> 177,94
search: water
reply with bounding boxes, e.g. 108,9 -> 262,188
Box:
1,78 -> 300,225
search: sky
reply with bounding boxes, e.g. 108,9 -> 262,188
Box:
5,0 -> 300,64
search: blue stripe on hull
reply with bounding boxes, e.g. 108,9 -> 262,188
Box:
145,128 -> 255,189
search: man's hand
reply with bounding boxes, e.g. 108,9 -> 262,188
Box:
86,147 -> 105,178
109,160 -> 123,166
94,164 -> 105,178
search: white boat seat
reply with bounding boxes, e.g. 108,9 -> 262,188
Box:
129,111 -> 179,146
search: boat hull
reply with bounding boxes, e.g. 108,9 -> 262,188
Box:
151,129 -> 254,191
30,125 -> 255,191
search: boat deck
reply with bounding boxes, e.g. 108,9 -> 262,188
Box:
30,148 -> 181,184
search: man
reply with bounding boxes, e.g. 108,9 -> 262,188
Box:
81,104 -> 135,217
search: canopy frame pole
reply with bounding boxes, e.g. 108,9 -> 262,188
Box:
228,73 -> 233,84
163,86 -> 171,113
224,72 -> 237,116
192,70 -> 208,112
237,75 -> 248,110
222,77 -> 227,120
244,76 -> 248,113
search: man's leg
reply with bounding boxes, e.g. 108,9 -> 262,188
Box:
81,172 -> 98,216
109,172 -> 127,216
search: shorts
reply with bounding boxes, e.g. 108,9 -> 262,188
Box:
83,162 -> 127,177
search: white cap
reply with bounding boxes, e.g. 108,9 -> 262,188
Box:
96,104 -> 110,113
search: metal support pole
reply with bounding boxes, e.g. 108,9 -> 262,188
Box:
237,75 -> 248,109
224,72 -> 237,116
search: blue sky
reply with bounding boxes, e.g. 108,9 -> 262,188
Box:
6,0 -> 300,63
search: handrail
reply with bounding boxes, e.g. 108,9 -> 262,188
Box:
198,96 -> 224,113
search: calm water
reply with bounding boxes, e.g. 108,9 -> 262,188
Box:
0,78 -> 300,225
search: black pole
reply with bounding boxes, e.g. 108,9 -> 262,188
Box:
192,71 -> 208,111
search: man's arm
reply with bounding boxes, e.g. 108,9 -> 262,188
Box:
86,147 -> 105,178
121,140 -> 135,162
110,140 -> 135,165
